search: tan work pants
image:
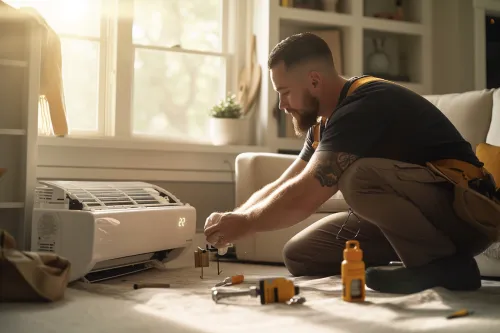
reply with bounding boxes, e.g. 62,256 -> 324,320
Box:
283,158 -> 494,276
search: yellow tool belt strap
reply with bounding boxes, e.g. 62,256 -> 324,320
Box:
312,117 -> 326,149
312,76 -> 386,149
429,159 -> 486,184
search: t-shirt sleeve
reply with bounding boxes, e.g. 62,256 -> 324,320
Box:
316,97 -> 390,156
298,128 -> 315,162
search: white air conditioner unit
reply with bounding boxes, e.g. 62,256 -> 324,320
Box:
31,180 -> 196,283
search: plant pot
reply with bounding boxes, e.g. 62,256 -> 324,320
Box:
209,117 -> 250,145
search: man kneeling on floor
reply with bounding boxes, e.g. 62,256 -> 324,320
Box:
204,32 -> 500,294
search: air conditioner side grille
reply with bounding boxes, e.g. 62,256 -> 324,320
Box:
35,188 -> 55,204
38,242 -> 55,252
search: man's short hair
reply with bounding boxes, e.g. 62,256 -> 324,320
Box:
268,32 -> 335,71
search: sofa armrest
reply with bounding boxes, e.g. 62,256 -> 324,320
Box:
486,88 -> 500,146
235,152 -> 296,207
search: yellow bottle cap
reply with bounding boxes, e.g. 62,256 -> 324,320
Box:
344,240 -> 363,261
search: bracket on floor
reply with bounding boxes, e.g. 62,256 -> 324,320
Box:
194,245 -> 229,278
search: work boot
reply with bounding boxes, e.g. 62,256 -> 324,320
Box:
365,255 -> 482,294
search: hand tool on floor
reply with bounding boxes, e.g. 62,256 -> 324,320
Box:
211,277 -> 305,305
389,261 -> 403,266
214,274 -> 244,287
133,283 -> 170,290
447,308 -> 473,319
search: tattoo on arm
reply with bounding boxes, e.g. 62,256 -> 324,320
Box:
313,152 -> 359,187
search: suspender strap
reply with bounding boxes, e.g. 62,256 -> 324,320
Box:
312,117 -> 326,149
312,76 -> 386,149
346,76 -> 386,96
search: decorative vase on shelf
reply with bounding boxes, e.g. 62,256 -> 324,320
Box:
209,117 -> 250,146
367,38 -> 390,75
208,94 -> 250,146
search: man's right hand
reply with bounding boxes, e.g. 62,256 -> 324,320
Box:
203,211 -> 253,248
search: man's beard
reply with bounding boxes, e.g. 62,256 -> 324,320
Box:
291,91 -> 320,137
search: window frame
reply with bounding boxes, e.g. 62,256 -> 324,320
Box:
54,28 -> 109,137
66,0 -> 245,142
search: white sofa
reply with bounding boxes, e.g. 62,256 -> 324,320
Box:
234,88 -> 500,277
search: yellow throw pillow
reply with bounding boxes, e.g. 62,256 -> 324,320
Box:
476,143 -> 500,184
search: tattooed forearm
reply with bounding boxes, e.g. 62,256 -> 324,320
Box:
313,152 -> 359,187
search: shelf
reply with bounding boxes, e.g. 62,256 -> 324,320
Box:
0,14 -> 42,250
278,5 -> 425,36
363,0 -> 423,24
361,17 -> 425,36
278,6 -> 354,28
0,59 -> 27,68
363,29 -> 422,85
0,129 -> 26,136
0,202 -> 24,209
259,0 -> 431,161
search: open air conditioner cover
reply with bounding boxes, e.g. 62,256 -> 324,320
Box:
35,180 -> 184,210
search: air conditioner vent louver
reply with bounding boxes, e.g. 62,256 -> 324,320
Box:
36,181 -> 184,211
70,188 -> 167,207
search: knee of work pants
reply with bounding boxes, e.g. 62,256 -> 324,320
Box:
338,158 -> 384,215
282,243 -> 307,277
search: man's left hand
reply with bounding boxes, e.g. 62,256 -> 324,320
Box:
204,212 -> 253,248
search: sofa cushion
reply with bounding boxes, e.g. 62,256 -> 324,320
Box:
423,89 -> 494,152
318,191 -> 349,213
486,88 -> 500,146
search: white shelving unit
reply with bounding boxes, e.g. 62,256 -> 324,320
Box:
0,13 -> 41,250
252,0 -> 433,153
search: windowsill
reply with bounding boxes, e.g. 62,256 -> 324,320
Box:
37,135 -> 273,154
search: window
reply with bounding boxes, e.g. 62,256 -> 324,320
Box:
5,0 -> 242,144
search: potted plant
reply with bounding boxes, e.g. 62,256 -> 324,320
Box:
208,93 -> 250,145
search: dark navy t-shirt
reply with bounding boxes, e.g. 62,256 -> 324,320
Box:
299,76 -> 483,167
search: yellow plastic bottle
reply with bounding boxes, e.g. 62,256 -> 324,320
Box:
341,240 -> 365,302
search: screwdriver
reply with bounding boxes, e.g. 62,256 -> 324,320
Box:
214,274 -> 244,287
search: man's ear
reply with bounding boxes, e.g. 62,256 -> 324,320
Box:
309,71 -> 321,89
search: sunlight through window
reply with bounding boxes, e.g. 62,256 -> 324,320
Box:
3,0 -> 234,142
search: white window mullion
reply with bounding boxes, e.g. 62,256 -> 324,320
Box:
113,0 -> 135,138
99,0 -> 112,136
221,0 -> 231,96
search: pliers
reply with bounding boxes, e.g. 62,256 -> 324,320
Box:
214,274 -> 244,287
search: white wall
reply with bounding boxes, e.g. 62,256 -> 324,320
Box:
432,0 -> 476,94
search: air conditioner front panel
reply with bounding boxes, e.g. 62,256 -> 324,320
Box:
92,205 -> 196,263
